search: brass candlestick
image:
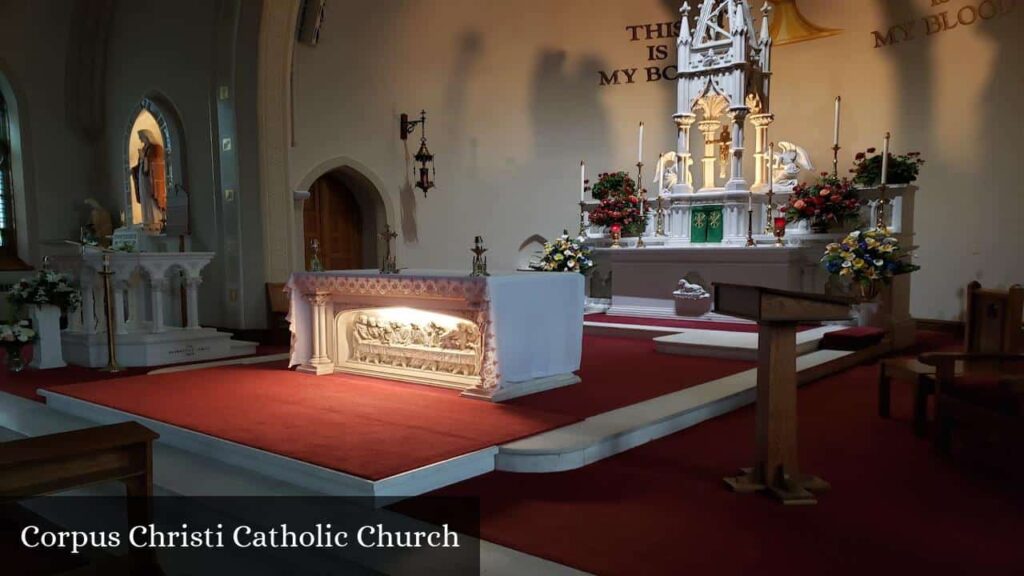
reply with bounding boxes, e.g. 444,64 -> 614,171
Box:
831,144 -> 841,177
876,184 -> 889,230
99,253 -> 121,373
379,224 -> 399,274
636,161 -> 647,248
764,190 -> 776,235
578,201 -> 588,237
745,207 -> 756,247
655,195 -> 666,237
470,236 -> 489,277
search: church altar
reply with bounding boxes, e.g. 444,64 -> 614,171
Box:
50,249 -> 257,367
286,270 -> 584,401
579,1 -> 916,349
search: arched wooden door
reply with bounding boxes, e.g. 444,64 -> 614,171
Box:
303,173 -> 363,270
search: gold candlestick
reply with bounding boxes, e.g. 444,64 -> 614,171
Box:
746,208 -> 756,247
876,184 -> 889,230
655,195 -> 666,237
99,253 -> 121,373
831,144 -> 840,177
636,161 -> 647,248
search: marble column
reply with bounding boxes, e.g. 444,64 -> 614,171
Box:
298,292 -> 336,375
749,112 -> 774,189
185,277 -> 202,329
698,119 -> 721,190
673,113 -> 697,193
726,108 -> 749,191
150,278 -> 168,333
112,280 -> 129,335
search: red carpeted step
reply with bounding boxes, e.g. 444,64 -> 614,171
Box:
48,363 -> 580,481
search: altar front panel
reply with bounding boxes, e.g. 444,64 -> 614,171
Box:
287,270 -> 584,401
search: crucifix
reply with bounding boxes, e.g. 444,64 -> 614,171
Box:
379,224 -> 399,274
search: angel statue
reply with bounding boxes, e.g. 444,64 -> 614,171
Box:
652,151 -> 683,194
772,141 -> 814,192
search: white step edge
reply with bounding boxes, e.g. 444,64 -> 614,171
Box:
495,348 -> 857,473
652,325 -> 845,361
148,352 -> 290,375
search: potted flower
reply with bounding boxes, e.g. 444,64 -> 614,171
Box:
783,173 -> 862,233
587,171 -> 637,201
821,228 -> 919,301
850,148 -> 925,187
0,321 -> 37,372
8,269 -> 81,369
530,231 -> 594,274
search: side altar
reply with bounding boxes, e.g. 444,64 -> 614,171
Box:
50,249 -> 257,367
286,270 -> 584,402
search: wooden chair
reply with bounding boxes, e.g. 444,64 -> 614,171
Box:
879,282 -> 1023,435
920,352 -> 1024,453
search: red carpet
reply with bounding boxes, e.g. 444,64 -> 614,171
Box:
508,335 -> 754,419
48,363 -> 580,480
401,331 -> 1024,575
586,313 -> 816,333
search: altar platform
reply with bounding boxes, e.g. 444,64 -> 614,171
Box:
28,317 -> 887,498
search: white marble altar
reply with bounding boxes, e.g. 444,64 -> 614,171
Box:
50,249 -> 256,367
286,270 -> 584,401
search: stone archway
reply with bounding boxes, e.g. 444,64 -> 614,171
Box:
295,158 -> 393,272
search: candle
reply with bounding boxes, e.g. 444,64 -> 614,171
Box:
580,161 -> 586,202
833,96 -> 841,147
638,122 -> 644,164
881,132 -> 891,185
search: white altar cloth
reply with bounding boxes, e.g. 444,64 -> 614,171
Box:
286,270 -> 584,401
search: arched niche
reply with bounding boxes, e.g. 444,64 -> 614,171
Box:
295,158 -> 393,271
121,94 -> 187,231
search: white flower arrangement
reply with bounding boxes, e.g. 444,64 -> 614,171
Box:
0,320 -> 37,345
530,231 -> 594,274
8,269 -> 83,312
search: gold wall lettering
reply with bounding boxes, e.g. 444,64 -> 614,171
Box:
872,0 -> 1017,48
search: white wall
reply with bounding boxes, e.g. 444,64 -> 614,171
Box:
288,0 -> 1023,321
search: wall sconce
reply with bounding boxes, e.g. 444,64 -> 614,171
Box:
400,110 -> 436,197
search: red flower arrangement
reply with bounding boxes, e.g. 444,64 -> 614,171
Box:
783,173 -> 862,232
586,172 -> 646,236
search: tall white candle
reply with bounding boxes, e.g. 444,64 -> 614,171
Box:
580,161 -> 586,202
638,122 -> 644,164
833,96 -> 841,147
881,132 -> 891,185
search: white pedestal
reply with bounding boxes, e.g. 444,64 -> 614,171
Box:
30,304 -> 66,369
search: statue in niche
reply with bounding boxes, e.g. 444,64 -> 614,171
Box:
772,142 -> 814,192
717,125 -> 731,179
131,129 -> 167,230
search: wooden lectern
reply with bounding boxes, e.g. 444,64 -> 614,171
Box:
714,283 -> 854,505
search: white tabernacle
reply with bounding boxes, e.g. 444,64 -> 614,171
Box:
286,270 -> 584,401
50,250 -> 257,367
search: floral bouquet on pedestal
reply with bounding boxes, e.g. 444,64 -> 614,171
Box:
821,228 -> 919,300
0,320 -> 36,372
783,173 -> 861,233
851,148 -> 924,187
586,172 -> 646,237
531,231 -> 593,274
8,270 -> 82,312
